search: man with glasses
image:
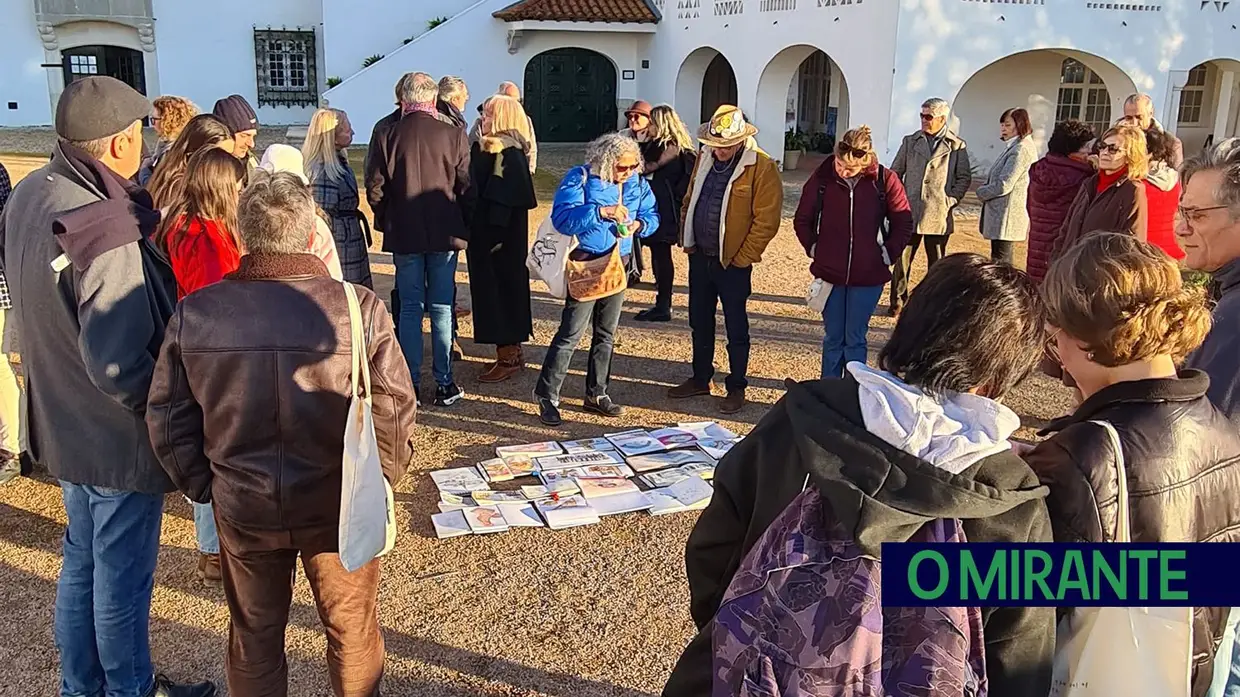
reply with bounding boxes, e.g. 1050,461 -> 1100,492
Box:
887,97 -> 971,316
1180,137 -> 1240,697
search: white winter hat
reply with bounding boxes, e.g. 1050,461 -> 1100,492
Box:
258,144 -> 309,184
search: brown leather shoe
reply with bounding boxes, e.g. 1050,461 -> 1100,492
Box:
668,379 -> 712,399
478,345 -> 523,383
197,553 -> 222,588
720,389 -> 746,415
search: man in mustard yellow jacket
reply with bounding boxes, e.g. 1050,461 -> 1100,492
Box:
668,106 -> 783,414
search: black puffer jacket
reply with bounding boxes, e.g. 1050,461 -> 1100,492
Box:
639,140 -> 695,245
1023,371 -> 1240,697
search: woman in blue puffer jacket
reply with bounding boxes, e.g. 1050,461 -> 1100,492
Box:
533,132 -> 659,426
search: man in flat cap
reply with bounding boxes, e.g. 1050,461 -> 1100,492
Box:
0,76 -> 216,697
212,93 -> 260,171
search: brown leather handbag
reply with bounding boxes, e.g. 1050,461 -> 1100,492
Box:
566,245 -> 626,302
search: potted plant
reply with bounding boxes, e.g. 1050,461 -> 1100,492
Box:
784,129 -> 808,171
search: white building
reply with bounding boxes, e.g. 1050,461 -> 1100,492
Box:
3,0 -> 1238,168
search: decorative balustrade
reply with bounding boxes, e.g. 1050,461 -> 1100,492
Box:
759,0 -> 797,11
714,0 -> 744,16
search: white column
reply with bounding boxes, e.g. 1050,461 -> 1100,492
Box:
1214,70 -> 1236,142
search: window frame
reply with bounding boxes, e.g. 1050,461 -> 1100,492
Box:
1177,65 -> 1209,126
1057,58 -> 1112,136
253,28 -> 318,108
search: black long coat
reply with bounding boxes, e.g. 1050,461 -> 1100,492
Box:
466,136 -> 537,346
639,140 -> 696,245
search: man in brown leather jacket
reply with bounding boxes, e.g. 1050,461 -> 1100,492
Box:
147,171 -> 417,697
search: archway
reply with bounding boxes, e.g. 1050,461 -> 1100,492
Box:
952,49 -> 1138,169
523,47 -> 617,143
62,45 -> 146,94
674,47 -> 738,128
754,45 -> 850,162
1175,60 -> 1240,155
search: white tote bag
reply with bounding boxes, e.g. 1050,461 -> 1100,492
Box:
526,216 -> 578,299
807,278 -> 834,314
338,282 -> 396,573
1049,420 -> 1194,697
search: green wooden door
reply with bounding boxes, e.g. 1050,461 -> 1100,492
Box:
524,48 -> 617,143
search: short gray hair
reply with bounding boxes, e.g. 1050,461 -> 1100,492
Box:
1182,137 -> 1240,220
1125,93 -> 1155,114
394,72 -> 417,104
497,81 -> 521,99
585,133 -> 642,183
238,171 -> 315,254
921,98 -> 949,118
397,72 -> 438,106
61,119 -> 140,159
439,76 -> 467,102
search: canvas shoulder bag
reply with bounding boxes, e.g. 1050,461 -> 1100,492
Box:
565,179 -> 627,302
1049,420 -> 1193,697
338,282 -> 397,573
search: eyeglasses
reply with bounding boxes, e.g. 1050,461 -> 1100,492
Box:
1177,204 -> 1229,231
616,163 -> 640,173
1044,326 -> 1062,364
627,114 -> 645,121
1097,143 -> 1122,156
919,113 -> 936,122
839,145 -> 868,159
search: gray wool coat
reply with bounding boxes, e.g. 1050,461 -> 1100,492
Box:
977,135 -> 1038,242
891,129 -> 972,236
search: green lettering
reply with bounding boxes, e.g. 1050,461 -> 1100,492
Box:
909,550 -> 949,600
962,550 -> 1004,601
1159,550 -> 1188,601
1092,550 -> 1126,600
1130,550 -> 1158,600
1024,549 -> 1055,600
1058,550 -> 1090,601
1009,544 -> 1020,600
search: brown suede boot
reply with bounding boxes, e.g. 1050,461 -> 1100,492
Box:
478,345 -> 523,383
197,552 -> 222,588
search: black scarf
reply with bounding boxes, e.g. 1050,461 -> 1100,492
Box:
52,143 -> 162,267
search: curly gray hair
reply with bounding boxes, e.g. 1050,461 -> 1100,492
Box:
1183,137 -> 1240,220
585,133 -> 642,183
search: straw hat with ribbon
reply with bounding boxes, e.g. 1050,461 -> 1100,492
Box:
697,105 -> 758,148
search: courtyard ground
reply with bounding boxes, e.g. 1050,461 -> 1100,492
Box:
0,134 -> 1071,696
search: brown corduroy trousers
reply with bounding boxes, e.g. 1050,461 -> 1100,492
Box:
216,520 -> 384,697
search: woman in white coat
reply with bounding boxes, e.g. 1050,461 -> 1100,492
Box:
977,107 -> 1039,264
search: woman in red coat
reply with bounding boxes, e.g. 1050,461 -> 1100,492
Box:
156,147 -> 247,299
1142,128 -> 1185,260
1025,120 -> 1096,284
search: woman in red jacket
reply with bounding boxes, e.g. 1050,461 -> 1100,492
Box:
1025,120 -> 1096,284
156,147 -> 247,300
793,126 -> 915,379
1142,128 -> 1184,260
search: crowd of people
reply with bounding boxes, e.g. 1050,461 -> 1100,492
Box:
2,66 -> 1240,697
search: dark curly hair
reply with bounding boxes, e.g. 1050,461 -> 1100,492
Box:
1046,120 -> 1096,158
1145,128 -> 1178,165
879,254 -> 1045,399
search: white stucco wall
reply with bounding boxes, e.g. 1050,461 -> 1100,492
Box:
952,51 -> 1068,170
321,0 -> 478,81
152,0 -> 322,125
0,0 -> 54,127
325,0 -> 649,143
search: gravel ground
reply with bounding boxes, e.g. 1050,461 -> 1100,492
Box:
0,146 -> 1073,697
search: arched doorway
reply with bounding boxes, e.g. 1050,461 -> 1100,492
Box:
753,45 -> 850,160
523,48 -> 617,143
701,53 -> 738,124
952,49 -> 1138,169
62,45 -> 146,94
1175,60 -> 1240,155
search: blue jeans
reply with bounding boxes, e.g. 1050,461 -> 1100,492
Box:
821,284 -> 884,379
1207,607 -> 1240,697
534,289 -> 626,405
193,501 -> 218,554
394,251 -> 458,387
688,253 -> 752,392
55,482 -> 163,697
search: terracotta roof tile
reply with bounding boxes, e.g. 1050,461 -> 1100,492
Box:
493,0 -> 660,23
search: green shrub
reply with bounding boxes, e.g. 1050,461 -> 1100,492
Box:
362,54 -> 384,68
427,16 -> 449,30
325,76 -> 342,88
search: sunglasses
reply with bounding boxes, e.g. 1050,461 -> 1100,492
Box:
919,113 -> 936,122
1097,143 -> 1122,156
627,113 -> 646,121
616,163 -> 640,173
839,145 -> 868,159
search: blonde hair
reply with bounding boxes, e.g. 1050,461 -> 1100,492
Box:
836,126 -> 876,169
152,96 -> 198,142
482,95 -> 532,143
648,105 -> 694,151
1099,123 -> 1150,181
1042,233 -> 1211,366
302,108 -> 345,181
